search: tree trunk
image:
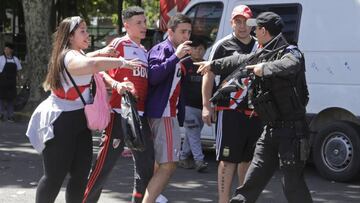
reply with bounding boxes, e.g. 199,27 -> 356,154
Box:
22,0 -> 52,110
0,33 -> 3,49
118,0 -> 123,34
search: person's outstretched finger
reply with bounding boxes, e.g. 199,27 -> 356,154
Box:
194,61 -> 211,75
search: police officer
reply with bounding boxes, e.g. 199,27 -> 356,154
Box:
196,12 -> 312,203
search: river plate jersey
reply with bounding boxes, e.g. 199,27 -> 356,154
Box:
108,35 -> 148,115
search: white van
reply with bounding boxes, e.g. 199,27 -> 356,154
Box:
180,0 -> 360,182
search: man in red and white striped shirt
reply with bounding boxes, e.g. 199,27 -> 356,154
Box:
83,6 -> 154,203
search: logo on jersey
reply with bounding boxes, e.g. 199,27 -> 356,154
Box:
174,148 -> 180,158
113,139 -> 121,149
133,66 -> 148,78
223,147 -> 230,157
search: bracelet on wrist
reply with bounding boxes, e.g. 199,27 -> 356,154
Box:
111,81 -> 119,89
119,57 -> 127,67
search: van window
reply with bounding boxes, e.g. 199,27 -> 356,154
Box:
185,2 -> 223,47
249,4 -> 302,45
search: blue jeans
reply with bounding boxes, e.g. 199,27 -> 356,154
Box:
180,106 -> 205,161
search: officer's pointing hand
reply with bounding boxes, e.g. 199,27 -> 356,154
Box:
246,63 -> 264,77
195,61 -> 211,75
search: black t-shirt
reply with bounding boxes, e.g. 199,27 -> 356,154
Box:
209,33 -> 257,108
181,57 -> 203,109
211,33 -> 256,79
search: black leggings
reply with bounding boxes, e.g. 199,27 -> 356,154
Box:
36,109 -> 93,203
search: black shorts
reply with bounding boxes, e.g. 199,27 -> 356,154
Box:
215,110 -> 263,163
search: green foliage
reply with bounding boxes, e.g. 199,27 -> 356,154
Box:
79,0 -> 160,28
111,13 -> 118,26
142,0 -> 160,28
79,0 -> 118,17
122,0 -> 160,28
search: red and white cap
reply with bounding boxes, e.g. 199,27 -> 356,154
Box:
231,5 -> 253,20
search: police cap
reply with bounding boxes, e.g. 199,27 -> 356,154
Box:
246,12 -> 284,36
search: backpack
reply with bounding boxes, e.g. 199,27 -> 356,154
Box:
83,73 -> 111,131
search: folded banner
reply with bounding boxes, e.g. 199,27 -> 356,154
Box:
120,91 -> 145,151
160,0 -> 190,31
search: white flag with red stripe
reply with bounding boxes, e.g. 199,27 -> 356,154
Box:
215,77 -> 251,111
228,77 -> 250,109
160,0 -> 190,31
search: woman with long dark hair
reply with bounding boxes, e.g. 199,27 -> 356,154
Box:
26,16 -> 139,203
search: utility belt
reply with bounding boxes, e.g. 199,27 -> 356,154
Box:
267,120 -> 307,135
267,120 -> 300,128
215,106 -> 258,117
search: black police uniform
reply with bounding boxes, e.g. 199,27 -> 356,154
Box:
209,37 -> 313,203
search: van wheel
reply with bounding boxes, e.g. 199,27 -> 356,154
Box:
313,121 -> 360,182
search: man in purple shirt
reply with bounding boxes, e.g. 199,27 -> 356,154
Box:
143,13 -> 192,202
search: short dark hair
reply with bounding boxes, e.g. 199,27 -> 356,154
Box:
190,35 -> 208,49
122,6 -> 145,21
4,42 -> 14,49
167,13 -> 191,31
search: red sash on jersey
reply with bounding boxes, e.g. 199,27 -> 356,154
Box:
53,84 -> 90,101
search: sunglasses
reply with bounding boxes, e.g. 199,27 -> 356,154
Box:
69,16 -> 81,33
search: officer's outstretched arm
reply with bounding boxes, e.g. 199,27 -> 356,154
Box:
210,54 -> 251,75
262,52 -> 302,77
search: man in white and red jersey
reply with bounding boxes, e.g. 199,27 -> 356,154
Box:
83,6 -> 154,203
201,5 -> 263,203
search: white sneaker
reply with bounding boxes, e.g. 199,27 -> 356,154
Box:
156,194 -> 168,203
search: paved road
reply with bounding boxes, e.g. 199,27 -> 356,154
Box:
1,120 -> 360,203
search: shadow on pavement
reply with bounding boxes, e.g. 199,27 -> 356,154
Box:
1,120 -> 360,203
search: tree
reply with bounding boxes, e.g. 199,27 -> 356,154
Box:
22,0 -> 53,109
142,0 -> 160,28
